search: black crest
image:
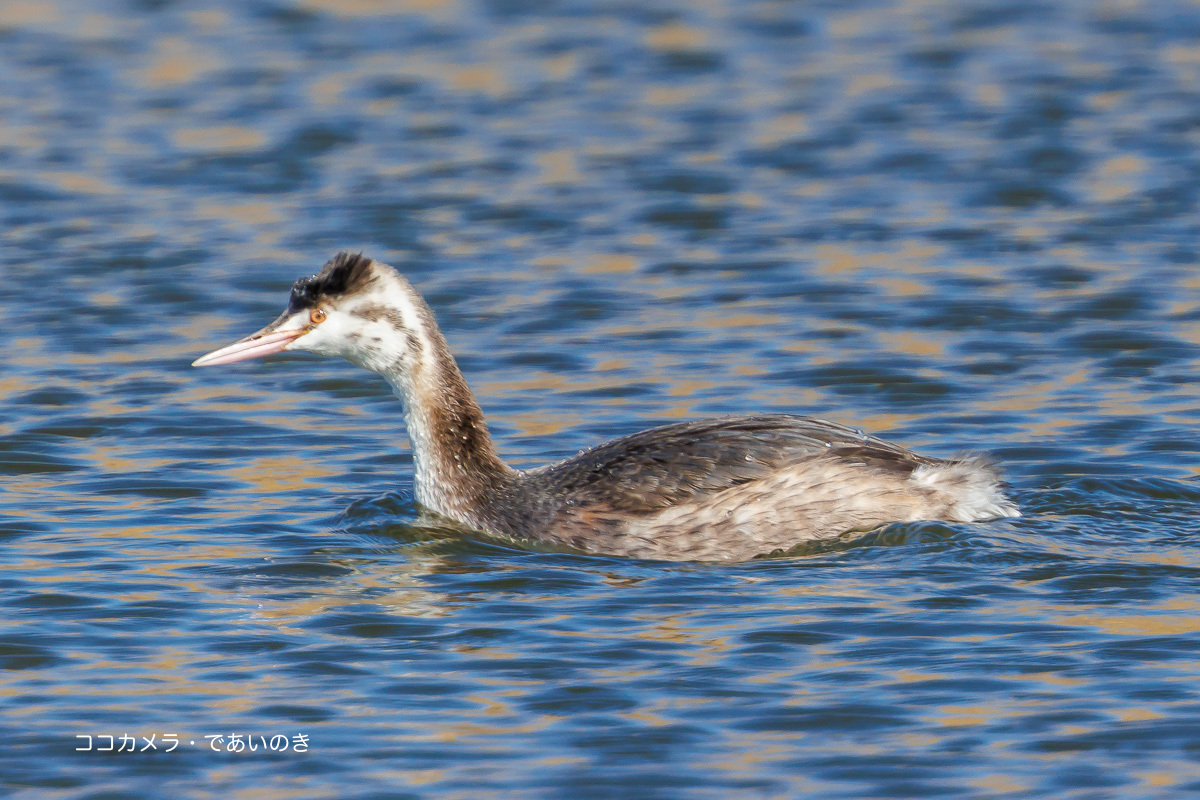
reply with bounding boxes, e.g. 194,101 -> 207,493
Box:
288,251 -> 376,310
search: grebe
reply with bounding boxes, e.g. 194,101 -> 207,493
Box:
193,252 -> 1018,561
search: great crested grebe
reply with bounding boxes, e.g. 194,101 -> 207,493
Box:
194,252 -> 1018,561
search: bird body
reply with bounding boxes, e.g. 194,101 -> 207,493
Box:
194,253 -> 1018,561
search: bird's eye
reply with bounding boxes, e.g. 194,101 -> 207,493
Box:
310,308 -> 327,324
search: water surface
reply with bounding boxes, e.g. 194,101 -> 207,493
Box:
4,0 -> 1200,797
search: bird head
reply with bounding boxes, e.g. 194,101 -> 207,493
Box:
193,252 -> 429,374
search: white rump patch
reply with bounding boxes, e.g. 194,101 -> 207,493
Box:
910,459 -> 1020,522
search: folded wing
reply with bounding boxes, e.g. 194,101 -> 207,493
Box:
532,414 -> 935,514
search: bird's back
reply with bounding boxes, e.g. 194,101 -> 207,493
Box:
530,414 -> 931,507
474,415 -> 1013,560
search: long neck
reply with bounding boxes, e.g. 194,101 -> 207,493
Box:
367,287 -> 515,521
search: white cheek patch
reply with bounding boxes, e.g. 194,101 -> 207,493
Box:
336,277 -> 437,370
283,268 -> 444,396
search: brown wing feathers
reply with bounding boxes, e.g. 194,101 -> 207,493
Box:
531,414 -> 933,514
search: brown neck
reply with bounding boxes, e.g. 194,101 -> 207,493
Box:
387,326 -> 514,521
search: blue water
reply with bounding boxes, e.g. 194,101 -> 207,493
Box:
5,0 -> 1200,796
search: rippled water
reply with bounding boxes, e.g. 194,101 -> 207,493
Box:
5,0 -> 1200,796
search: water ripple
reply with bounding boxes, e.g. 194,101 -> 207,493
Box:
5,0 -> 1200,797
